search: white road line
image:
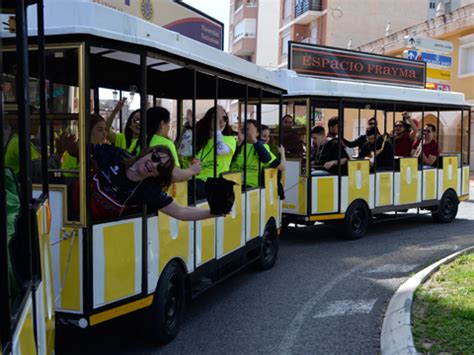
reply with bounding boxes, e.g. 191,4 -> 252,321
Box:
418,244 -> 459,251
278,263 -> 367,355
313,299 -> 377,319
365,264 -> 418,274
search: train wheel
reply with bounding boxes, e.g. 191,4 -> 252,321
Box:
148,261 -> 186,344
343,200 -> 370,240
432,190 -> 458,223
256,222 -> 278,270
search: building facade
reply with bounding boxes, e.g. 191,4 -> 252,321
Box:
357,2 -> 474,169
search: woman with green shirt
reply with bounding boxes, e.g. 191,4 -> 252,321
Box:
231,120 -> 280,189
105,99 -> 141,155
146,106 -> 201,182
189,106 -> 237,199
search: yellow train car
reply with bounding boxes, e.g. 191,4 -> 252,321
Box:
1,1 -> 56,354
2,1 -> 285,345
277,42 -> 471,239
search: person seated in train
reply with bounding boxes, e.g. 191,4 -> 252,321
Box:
326,116 -> 339,140
359,127 -> 394,171
310,125 -> 348,175
281,114 -> 305,157
105,98 -> 141,155
60,113 -> 109,176
89,143 -> 219,221
146,106 -> 201,183
391,112 -> 418,157
4,112 -> 69,178
343,117 -> 380,149
260,124 -> 286,172
189,105 -> 237,200
411,123 -> 439,168
230,120 -> 281,188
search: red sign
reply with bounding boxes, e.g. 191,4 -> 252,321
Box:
425,82 -> 451,91
289,42 -> 426,88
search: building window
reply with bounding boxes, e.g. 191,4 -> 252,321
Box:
458,35 -> 474,77
283,0 -> 292,20
281,32 -> 291,61
429,1 -> 436,9
233,19 -> 257,42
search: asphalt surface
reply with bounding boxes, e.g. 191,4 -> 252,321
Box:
58,183 -> 474,354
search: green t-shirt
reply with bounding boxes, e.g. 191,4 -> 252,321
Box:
196,135 -> 237,181
114,132 -> 139,154
149,134 -> 180,168
5,134 -> 41,175
230,143 -> 276,188
61,151 -> 80,177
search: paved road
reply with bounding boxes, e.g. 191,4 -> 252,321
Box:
59,184 -> 474,354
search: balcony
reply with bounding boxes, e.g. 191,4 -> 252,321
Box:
231,36 -> 256,56
295,0 -> 322,16
280,0 -> 323,32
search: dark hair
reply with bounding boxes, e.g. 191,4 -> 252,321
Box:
195,106 -> 233,153
91,113 -> 105,130
146,106 -> 171,147
368,117 -> 376,124
328,116 -> 339,128
311,125 -> 325,135
246,119 -> 260,131
124,145 -> 174,189
261,124 -> 269,131
282,114 -> 293,123
125,109 -> 140,152
366,127 -> 378,136
395,120 -> 410,131
425,123 -> 436,133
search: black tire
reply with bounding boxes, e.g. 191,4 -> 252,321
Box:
148,261 -> 186,344
256,223 -> 279,270
342,200 -> 370,240
432,190 -> 458,223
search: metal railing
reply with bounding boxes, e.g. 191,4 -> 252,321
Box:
295,0 -> 322,18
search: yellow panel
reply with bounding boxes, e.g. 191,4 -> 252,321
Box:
200,202 -> 215,264
222,173 -> 243,254
159,182 -> 189,272
298,177 -> 307,215
399,158 -> 418,204
18,306 -> 37,355
37,202 -> 55,351
442,156 -> 458,193
424,170 -> 436,200
249,190 -> 260,239
316,177 -> 335,213
103,223 -> 135,302
264,169 -> 279,224
378,173 -> 392,206
348,160 -> 370,204
60,228 -> 81,310
463,167 -> 469,195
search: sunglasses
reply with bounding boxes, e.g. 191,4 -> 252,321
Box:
423,129 -> 432,134
150,150 -> 170,167
368,121 -> 376,126
395,124 -> 403,128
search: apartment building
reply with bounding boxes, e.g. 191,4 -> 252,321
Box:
357,2 -> 474,169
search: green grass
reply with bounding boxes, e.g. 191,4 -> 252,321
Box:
412,253 -> 474,354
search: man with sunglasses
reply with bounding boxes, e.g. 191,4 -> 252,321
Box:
411,123 -> 439,167
392,112 -> 418,157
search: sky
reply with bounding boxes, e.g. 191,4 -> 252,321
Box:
183,0 -> 231,51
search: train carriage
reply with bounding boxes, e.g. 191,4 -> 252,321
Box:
275,43 -> 471,239
2,0 -> 285,344
1,1 -> 55,354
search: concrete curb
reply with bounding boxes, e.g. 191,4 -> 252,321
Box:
380,245 -> 474,355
